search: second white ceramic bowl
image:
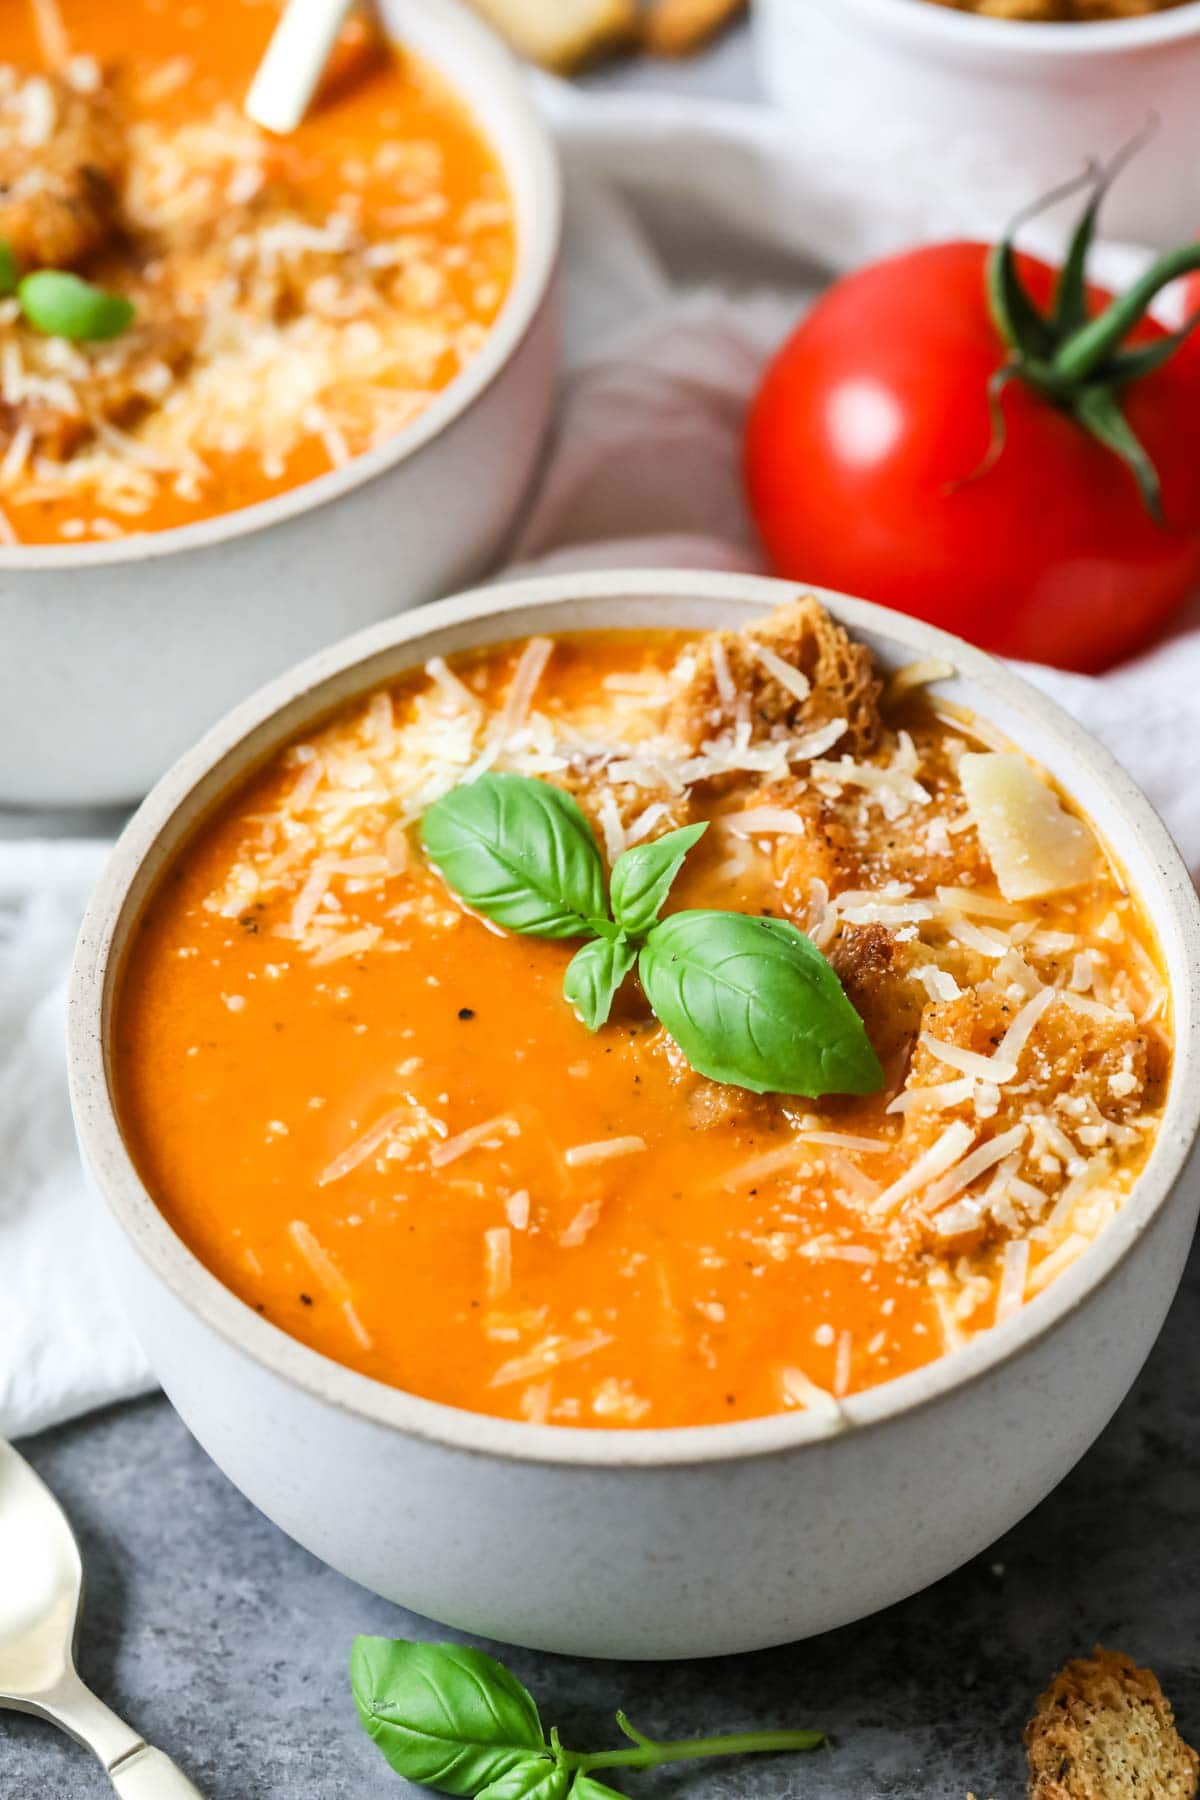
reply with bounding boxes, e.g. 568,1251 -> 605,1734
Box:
69,570 -> 1200,1659
0,0 -> 560,809
752,0 -> 1200,263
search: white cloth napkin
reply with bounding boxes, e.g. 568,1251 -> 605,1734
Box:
3,89 -> 1198,1440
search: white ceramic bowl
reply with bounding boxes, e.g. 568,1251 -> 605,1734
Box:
0,0 -> 560,810
752,0 -> 1200,263
68,569 -> 1200,1660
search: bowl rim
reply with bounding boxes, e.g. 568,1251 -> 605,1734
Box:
0,0 -> 561,574
67,568 -> 1200,1469
813,0 -> 1200,56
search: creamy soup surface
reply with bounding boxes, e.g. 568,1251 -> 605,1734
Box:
0,0 -> 514,544
117,600 -> 1171,1428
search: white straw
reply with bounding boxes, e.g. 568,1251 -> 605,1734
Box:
245,0 -> 357,134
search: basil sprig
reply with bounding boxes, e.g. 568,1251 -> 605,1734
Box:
352,1637 -> 824,1798
421,772 -> 882,1098
0,237 -> 135,341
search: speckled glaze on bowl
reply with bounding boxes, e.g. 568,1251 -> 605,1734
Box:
0,0 -> 560,808
68,570 -> 1200,1660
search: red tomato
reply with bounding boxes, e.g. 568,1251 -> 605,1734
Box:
745,243 -> 1200,671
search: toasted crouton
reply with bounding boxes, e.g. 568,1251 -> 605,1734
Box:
830,924 -> 926,1076
463,0 -> 637,69
0,71 -> 125,271
667,597 -> 883,759
1026,1646 -> 1198,1799
907,990 -> 1154,1137
638,0 -> 747,54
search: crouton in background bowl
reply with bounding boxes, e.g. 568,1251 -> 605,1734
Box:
68,569 -> 1200,1660
751,0 -> 1200,264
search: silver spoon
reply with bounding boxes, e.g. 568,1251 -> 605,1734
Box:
0,1438 -> 205,1796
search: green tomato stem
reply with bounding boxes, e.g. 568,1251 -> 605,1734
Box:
1053,240 -> 1200,383
564,1726 -> 825,1773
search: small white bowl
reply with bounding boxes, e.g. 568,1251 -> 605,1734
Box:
68,569 -> 1200,1660
0,0 -> 561,809
751,0 -> 1200,263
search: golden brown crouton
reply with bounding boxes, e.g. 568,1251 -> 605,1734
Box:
908,989 -> 1153,1134
830,924 -> 926,1079
639,0 -> 747,54
647,1024 -> 777,1133
463,0 -> 636,70
551,762 -> 692,864
667,597 -> 883,759
1026,1646 -> 1198,1799
0,71 -> 125,271
756,779 -> 863,902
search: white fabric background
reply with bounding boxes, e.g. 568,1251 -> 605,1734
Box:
2,88 -> 1197,1439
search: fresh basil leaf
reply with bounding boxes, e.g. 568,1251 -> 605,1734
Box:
476,1758 -> 574,1800
351,1637 -> 547,1795
17,270 -> 134,341
638,910 -> 883,1097
422,772 -> 608,940
571,1780 -> 628,1800
0,240 -> 16,297
609,822 -> 707,937
563,934 -> 638,1031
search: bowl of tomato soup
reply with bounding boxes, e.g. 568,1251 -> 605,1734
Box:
0,0 -> 559,805
69,569 -> 1200,1659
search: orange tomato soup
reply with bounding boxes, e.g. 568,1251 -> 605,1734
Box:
116,602 -> 1171,1428
0,0 -> 514,544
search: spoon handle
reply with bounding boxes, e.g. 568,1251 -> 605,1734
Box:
110,1745 -> 207,1797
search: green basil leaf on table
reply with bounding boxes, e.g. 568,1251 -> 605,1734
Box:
350,1637 -> 547,1794
563,933 -> 638,1031
17,269 -> 135,341
638,910 -> 884,1098
475,1759 -> 574,1800
569,1780 -> 628,1800
422,772 -> 608,940
608,822 -> 708,937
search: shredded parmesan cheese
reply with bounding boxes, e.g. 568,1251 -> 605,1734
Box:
563,1136 -> 646,1168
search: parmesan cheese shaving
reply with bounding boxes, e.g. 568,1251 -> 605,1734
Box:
1026,1233 -> 1091,1297
490,1331 -> 613,1388
319,1102 -> 440,1185
887,1077 -> 975,1115
500,637 -> 553,735
708,638 -> 736,706
430,1115 -> 520,1169
719,808 -> 809,836
995,1238 -> 1029,1322
287,1219 -> 350,1302
959,752 -> 1100,902
871,1120 -> 975,1217
920,1034 -> 1019,1084
779,1366 -> 845,1423
992,984 -> 1056,1072
559,1199 -> 602,1246
884,657 -> 955,703
834,1330 -> 853,1398
563,1135 -> 646,1167
484,1226 -> 512,1300
750,640 -> 812,704
504,1189 -> 531,1230
922,1123 -> 1027,1212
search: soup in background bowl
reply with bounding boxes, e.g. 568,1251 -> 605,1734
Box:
1,0 -> 515,545
0,0 -> 560,806
69,570 -> 1200,1659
